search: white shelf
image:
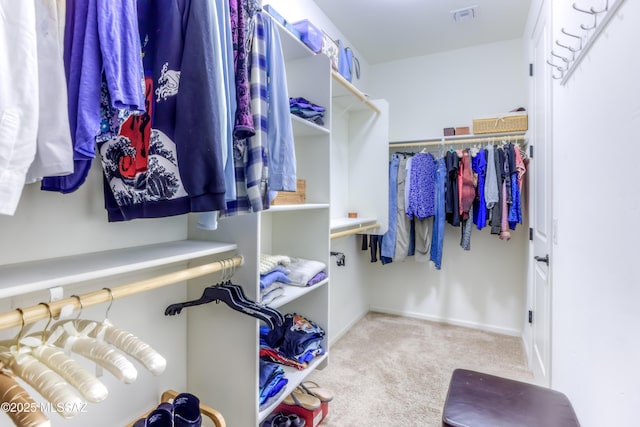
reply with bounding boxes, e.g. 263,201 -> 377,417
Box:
389,131 -> 527,148
272,18 -> 316,62
0,240 -> 238,299
258,352 -> 329,422
291,114 -> 329,137
268,203 -> 330,212
331,71 -> 381,114
330,217 -> 377,232
267,279 -> 329,309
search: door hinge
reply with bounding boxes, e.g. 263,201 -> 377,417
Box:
529,227 -> 533,241
528,310 -> 533,324
529,63 -> 533,77
529,145 -> 534,159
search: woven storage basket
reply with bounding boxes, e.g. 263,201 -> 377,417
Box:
473,113 -> 528,134
270,180 -> 306,205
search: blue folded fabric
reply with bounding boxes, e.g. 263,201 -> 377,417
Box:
260,269 -> 291,290
259,360 -> 288,405
289,97 -> 326,112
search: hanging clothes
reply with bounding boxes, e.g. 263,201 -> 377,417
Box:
458,150 -> 475,219
472,148 -> 488,230
224,11 -> 296,215
406,152 -> 436,262
407,153 -> 436,220
445,151 -> 460,226
430,157 -> 446,269
27,0 -> 74,185
196,0 -> 238,231
394,155 -> 411,262
229,0 -> 254,140
381,155 -> 400,261
490,147 -> 504,235
509,146 -> 525,228
262,13 -> 297,196
42,0 -> 146,194
384,140 -> 527,267
100,0 -> 226,221
0,1 -> 39,216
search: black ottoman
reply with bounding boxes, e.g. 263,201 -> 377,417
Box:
442,369 -> 580,427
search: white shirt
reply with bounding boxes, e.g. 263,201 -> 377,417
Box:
0,1 -> 39,215
26,0 -> 73,183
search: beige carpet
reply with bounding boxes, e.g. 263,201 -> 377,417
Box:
306,312 -> 533,427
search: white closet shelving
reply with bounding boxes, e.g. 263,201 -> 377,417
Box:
185,17 -> 332,426
0,240 -> 237,299
329,68 -> 389,239
0,12 -> 389,426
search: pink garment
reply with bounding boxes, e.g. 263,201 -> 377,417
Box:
500,182 -> 511,240
458,150 -> 475,219
514,146 -> 526,191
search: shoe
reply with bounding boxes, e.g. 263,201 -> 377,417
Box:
300,381 -> 334,402
287,413 -> 306,427
283,388 -> 321,411
146,407 -> 172,427
173,393 -> 202,427
261,413 -> 291,427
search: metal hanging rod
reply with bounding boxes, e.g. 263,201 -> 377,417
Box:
0,255 -> 244,332
389,132 -> 526,149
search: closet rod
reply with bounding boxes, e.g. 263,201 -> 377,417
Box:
0,255 -> 244,332
390,132 -> 526,149
331,70 -> 381,114
330,223 -> 381,239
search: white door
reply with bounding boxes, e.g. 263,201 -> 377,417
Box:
529,0 -> 553,386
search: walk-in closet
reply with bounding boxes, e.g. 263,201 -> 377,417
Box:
0,0 -> 638,426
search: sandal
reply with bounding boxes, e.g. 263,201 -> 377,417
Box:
283,388 -> 321,410
300,381 -> 334,402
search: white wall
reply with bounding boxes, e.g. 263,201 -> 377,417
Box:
0,162 -> 192,426
370,38 -> 528,142
550,1 -> 640,425
364,40 -> 529,336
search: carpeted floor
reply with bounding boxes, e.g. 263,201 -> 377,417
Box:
306,312 -> 533,426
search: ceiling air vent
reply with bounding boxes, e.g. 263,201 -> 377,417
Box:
451,6 -> 478,23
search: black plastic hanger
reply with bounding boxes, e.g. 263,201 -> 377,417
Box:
165,285 -> 278,329
222,281 -> 284,326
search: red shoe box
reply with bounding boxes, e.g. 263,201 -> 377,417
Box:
275,400 -> 329,427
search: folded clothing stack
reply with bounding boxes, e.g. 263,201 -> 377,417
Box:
260,254 -> 327,291
287,257 -> 326,287
260,254 -> 292,304
259,360 -> 288,410
290,97 -> 326,126
260,313 -> 325,369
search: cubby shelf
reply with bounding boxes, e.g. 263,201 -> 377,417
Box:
291,114 -> 330,136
